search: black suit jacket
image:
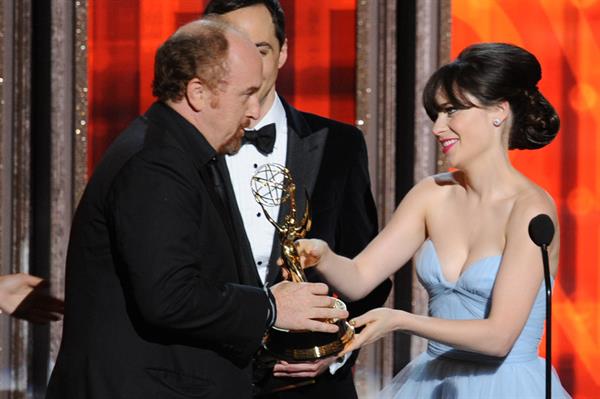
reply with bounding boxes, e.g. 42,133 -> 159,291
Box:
47,102 -> 269,399
222,99 -> 392,398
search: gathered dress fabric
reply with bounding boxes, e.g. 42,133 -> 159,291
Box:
380,240 -> 571,399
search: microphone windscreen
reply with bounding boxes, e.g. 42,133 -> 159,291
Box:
528,214 -> 555,247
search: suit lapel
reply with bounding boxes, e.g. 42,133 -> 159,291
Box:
265,101 -> 328,285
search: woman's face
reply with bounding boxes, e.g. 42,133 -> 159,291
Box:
431,91 -> 500,168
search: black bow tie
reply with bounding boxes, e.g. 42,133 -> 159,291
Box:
242,123 -> 276,155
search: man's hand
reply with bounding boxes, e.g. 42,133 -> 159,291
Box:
271,281 -> 348,333
0,273 -> 64,324
272,357 -> 336,378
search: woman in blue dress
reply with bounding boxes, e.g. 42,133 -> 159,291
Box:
296,43 -> 571,398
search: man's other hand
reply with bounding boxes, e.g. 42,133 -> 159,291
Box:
273,357 -> 336,378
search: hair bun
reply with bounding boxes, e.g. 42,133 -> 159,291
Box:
509,89 -> 560,150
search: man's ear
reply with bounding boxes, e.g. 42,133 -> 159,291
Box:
186,77 -> 207,112
277,38 -> 288,70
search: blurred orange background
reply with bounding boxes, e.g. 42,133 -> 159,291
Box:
452,1 -> 600,396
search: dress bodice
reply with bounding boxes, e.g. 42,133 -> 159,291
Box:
415,239 -> 546,364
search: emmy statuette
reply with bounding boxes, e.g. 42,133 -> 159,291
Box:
251,163 -> 354,361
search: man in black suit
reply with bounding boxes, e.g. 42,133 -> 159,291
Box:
203,2 -> 392,398
46,18 -> 348,399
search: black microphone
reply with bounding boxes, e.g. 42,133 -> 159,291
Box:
528,213 -> 555,399
528,214 -> 554,248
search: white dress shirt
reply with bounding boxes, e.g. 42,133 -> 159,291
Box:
226,96 -> 288,285
226,95 -> 350,373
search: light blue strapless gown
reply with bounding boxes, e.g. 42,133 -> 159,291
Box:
380,240 -> 570,398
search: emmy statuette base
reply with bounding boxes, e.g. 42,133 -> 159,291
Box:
263,319 -> 355,362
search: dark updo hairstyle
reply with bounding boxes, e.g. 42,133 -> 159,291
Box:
423,42 -> 559,150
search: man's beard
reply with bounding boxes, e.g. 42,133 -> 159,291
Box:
219,128 -> 244,155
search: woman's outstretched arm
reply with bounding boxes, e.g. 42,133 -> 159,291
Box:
297,177 -> 435,301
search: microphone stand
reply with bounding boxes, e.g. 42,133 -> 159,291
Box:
529,214 -> 554,399
540,243 -> 552,399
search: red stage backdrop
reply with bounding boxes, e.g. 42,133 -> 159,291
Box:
87,0 -> 356,172
452,1 -> 600,397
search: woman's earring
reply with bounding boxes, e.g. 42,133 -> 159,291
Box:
493,118 -> 502,127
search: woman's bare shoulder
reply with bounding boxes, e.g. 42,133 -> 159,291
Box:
398,172 -> 464,216
508,179 -> 558,232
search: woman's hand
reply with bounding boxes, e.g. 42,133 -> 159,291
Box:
277,239 -> 331,280
339,307 -> 402,356
0,273 -> 64,323
295,238 -> 330,269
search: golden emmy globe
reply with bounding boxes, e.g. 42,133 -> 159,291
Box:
251,163 -> 354,361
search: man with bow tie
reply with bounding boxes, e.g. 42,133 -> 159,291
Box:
204,2 -> 392,398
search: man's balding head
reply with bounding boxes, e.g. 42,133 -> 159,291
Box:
152,17 -> 260,102
152,17 -> 262,154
